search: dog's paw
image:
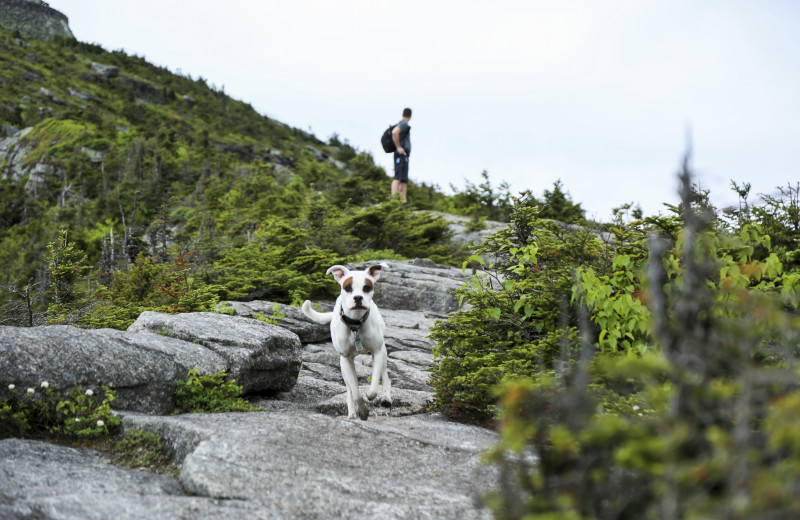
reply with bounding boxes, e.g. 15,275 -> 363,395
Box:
357,400 -> 369,421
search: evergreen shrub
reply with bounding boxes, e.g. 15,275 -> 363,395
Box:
478,166 -> 800,519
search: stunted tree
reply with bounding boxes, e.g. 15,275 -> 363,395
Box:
537,179 -> 585,224
46,229 -> 92,324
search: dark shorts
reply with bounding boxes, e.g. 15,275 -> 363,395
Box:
393,153 -> 409,182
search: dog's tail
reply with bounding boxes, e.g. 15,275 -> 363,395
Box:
301,300 -> 333,324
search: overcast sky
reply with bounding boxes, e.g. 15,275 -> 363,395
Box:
50,0 -> 799,220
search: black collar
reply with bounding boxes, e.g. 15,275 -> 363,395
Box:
340,305 -> 370,333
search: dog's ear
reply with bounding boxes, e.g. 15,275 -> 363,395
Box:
367,263 -> 389,281
326,265 -> 350,282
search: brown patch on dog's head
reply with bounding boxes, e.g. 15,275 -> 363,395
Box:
342,276 -> 353,293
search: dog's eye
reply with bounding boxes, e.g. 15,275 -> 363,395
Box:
344,284 -> 353,293
363,285 -> 372,293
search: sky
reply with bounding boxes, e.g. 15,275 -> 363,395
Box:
49,0 -> 800,221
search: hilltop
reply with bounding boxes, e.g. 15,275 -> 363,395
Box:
0,19 -> 586,327
0,25 -> 475,325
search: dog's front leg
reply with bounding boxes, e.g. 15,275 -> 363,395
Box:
366,343 -> 392,407
340,354 -> 369,420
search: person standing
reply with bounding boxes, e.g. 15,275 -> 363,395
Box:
391,108 -> 412,202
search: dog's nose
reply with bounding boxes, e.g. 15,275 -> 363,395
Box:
353,295 -> 363,303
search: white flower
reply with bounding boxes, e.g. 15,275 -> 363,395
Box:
26,388 -> 34,394
75,418 -> 81,423
638,413 -> 643,417
8,384 -> 15,391
85,389 -> 94,396
632,405 -> 640,411
40,381 -> 49,389
96,420 -> 105,428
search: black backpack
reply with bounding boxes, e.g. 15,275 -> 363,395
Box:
380,125 -> 396,153
380,123 -> 410,153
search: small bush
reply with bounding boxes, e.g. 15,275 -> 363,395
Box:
0,383 -> 121,439
173,369 -> 260,414
111,428 -> 175,474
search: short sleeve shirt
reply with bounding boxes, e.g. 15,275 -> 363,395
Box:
396,119 -> 411,154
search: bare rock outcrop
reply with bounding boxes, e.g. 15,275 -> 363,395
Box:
127,311 -> 302,394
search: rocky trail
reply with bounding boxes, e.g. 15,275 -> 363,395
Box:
0,259 -> 499,519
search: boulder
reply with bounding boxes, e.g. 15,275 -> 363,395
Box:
38,86 -> 65,104
218,300 -> 331,343
428,211 -> 508,252
382,308 -> 441,352
90,61 -> 119,79
127,311 -> 302,393
1,123 -> 19,137
219,299 -> 443,415
0,325 -> 178,414
387,357 -> 434,391
21,71 -> 42,81
349,258 -> 469,314
91,328 -> 228,380
0,126 -> 33,181
0,1 -> 75,42
68,86 -> 102,103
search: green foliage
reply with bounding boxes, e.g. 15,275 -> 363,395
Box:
573,254 -> 652,354
254,302 -> 286,326
173,369 -> 261,414
430,193 -> 611,423
111,428 -> 175,474
342,200 -> 455,262
210,222 -> 341,304
22,117 -> 98,166
448,170 -> 513,223
482,165 -> 800,519
46,229 -> 92,324
536,179 -> 586,224
1,382 -> 121,439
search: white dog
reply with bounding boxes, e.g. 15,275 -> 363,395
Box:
301,263 -> 392,420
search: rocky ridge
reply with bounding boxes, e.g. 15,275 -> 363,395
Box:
0,0 -> 74,42
0,259 -> 499,519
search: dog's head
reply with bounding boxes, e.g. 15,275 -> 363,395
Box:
326,263 -> 387,314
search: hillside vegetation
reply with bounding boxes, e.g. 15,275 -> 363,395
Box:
0,29 -> 528,327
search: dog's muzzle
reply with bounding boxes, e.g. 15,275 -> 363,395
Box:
340,306 -> 370,333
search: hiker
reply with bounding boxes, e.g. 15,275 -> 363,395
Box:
391,108 -> 412,203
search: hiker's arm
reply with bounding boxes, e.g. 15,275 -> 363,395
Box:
392,126 -> 405,154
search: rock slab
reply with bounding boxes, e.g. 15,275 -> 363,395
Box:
127,311 -> 302,394
0,410 -> 497,519
0,438 -> 263,519
0,325 -> 178,414
128,410 -> 497,519
1,310 -> 302,414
